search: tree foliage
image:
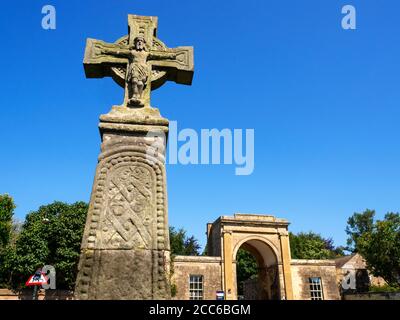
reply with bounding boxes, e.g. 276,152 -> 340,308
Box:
236,249 -> 258,295
0,194 -> 17,287
356,212 -> 400,287
236,249 -> 258,282
290,231 -> 344,260
169,226 -> 201,256
345,209 -> 375,252
0,201 -> 88,290
0,194 -> 16,248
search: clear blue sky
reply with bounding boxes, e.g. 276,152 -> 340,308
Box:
1,0 -> 399,250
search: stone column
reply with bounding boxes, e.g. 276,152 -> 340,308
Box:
279,231 -> 294,300
75,106 -> 171,300
222,231 -> 235,300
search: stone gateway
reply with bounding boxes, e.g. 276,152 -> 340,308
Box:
171,214 -> 341,300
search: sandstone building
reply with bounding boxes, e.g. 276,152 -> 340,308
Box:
172,213 -> 341,300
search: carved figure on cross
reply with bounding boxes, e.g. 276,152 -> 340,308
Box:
83,15 -> 194,108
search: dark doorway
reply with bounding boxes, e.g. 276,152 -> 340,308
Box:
235,240 -> 280,300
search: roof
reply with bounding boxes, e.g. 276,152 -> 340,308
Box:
334,254 -> 356,268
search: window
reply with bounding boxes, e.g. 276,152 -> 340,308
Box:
189,275 -> 204,300
309,277 -> 324,300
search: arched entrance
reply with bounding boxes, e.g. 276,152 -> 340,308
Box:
234,239 -> 280,300
207,214 -> 294,300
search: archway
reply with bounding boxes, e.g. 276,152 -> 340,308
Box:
234,239 -> 280,300
212,214 -> 293,300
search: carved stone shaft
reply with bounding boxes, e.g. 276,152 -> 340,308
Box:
75,107 -> 171,299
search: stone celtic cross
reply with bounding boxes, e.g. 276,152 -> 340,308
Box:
84,14 -> 194,108
75,14 -> 194,300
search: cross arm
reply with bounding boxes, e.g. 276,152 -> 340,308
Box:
150,46 -> 194,85
83,38 -> 129,79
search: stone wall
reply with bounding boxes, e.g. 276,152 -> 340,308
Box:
0,289 -> 74,300
291,260 -> 340,300
242,278 -> 260,300
171,256 -> 222,300
343,292 -> 400,300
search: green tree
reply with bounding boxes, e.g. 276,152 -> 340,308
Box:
236,249 -> 258,295
290,231 -> 344,260
357,212 -> 400,287
0,194 -> 16,248
0,194 -> 17,287
169,227 -> 201,256
6,201 -> 88,290
345,209 -> 375,252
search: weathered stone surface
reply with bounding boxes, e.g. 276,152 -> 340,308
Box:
290,260 -> 340,300
76,249 -> 170,300
171,256 -> 223,300
75,120 -> 172,299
